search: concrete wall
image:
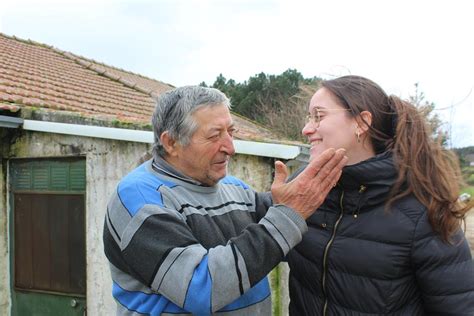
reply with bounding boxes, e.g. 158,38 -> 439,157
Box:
0,130 -> 292,315
0,157 -> 10,314
228,154 -> 273,192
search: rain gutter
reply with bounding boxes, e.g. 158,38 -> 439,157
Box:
0,115 -> 23,128
20,120 -> 309,162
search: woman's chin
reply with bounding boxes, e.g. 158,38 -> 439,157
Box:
309,146 -> 325,161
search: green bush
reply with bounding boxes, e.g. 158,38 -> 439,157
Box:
467,174 -> 474,186
461,186 -> 474,196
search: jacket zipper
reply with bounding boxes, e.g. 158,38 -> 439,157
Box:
322,190 -> 344,316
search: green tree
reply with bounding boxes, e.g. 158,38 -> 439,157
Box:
206,69 -> 320,141
409,83 -> 448,146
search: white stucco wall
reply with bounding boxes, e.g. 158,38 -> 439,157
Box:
1,130 -> 291,315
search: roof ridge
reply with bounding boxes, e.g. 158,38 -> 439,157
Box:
1,32 -> 56,50
59,51 -> 159,98
1,32 -> 172,99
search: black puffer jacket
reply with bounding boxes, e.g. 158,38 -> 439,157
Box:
287,152 -> 474,315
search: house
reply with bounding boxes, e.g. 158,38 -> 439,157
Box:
0,33 -> 308,315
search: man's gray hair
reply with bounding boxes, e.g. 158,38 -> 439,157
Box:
152,85 -> 231,158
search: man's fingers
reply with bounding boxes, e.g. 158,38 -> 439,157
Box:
304,148 -> 346,178
321,169 -> 342,194
272,160 -> 289,187
324,148 -> 347,171
317,152 -> 348,190
302,148 -> 336,178
312,148 -> 346,181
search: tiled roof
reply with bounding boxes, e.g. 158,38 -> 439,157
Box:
0,33 -> 284,142
65,53 -> 173,98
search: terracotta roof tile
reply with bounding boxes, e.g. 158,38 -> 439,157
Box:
0,102 -> 21,112
0,33 -> 286,143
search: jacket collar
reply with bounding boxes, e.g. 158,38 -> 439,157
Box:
324,151 -> 398,214
339,151 -> 397,190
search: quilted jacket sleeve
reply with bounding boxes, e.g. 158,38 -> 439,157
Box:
411,211 -> 474,315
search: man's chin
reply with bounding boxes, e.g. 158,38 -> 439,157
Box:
208,170 -> 227,185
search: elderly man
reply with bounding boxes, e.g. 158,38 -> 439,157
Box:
103,86 -> 346,315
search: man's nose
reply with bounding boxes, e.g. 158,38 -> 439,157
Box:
220,132 -> 235,156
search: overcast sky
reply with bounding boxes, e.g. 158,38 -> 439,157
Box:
1,0 -> 473,148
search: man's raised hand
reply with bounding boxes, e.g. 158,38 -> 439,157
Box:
271,148 -> 347,219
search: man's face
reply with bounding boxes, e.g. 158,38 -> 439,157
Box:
172,104 -> 236,186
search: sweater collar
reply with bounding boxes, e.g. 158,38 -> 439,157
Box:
152,155 -> 205,186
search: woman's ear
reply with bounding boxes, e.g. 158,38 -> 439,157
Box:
160,131 -> 178,157
356,111 -> 372,134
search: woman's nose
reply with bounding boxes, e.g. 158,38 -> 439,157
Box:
302,122 -> 316,136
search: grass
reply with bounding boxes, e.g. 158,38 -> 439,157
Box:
461,186 -> 474,196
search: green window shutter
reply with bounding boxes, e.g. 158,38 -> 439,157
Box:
70,161 -> 86,191
11,159 -> 86,192
51,163 -> 68,190
32,165 -> 49,190
13,165 -> 32,190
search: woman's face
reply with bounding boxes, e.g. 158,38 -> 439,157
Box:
302,87 -> 361,162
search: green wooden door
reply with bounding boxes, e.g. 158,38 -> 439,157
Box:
10,158 -> 86,316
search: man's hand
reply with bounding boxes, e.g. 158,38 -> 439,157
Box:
271,148 -> 347,219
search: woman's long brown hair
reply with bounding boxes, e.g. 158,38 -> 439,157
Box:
322,75 -> 472,242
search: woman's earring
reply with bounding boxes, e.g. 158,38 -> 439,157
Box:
356,131 -> 361,143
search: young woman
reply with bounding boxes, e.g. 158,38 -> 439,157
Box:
287,75 -> 474,315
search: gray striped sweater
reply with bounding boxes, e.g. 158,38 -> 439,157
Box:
103,159 -> 307,315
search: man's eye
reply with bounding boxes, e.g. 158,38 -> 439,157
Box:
208,134 -> 220,140
228,127 -> 238,136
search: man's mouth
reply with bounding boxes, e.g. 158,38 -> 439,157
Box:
214,159 -> 229,165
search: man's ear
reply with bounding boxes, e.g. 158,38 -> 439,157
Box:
160,131 -> 178,157
356,111 -> 372,134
